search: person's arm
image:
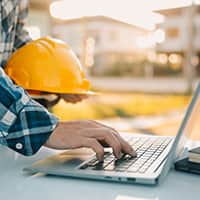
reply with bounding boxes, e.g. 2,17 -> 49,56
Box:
0,68 -> 58,155
13,0 -> 31,50
0,67 -> 135,158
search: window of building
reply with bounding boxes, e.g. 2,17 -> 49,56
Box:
166,27 -> 179,39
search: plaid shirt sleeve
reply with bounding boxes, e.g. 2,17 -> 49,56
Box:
0,68 -> 58,156
13,0 -> 32,50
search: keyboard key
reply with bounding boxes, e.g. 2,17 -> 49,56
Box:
80,137 -> 172,174
115,167 -> 127,172
127,166 -> 139,172
104,163 -> 116,171
138,168 -> 146,173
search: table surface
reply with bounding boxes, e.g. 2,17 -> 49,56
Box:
0,145 -> 200,200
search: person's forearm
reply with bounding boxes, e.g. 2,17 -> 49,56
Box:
0,67 -> 58,155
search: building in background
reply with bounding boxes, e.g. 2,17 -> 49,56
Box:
51,16 -> 150,76
155,5 -> 200,78
29,1 -> 200,80
27,0 -> 167,78
28,0 -> 155,77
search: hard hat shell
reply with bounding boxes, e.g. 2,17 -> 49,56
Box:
5,37 -> 90,94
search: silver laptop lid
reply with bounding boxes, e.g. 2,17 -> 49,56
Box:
175,83 -> 200,160
159,81 -> 200,182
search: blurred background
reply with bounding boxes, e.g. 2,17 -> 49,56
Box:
27,0 -> 200,139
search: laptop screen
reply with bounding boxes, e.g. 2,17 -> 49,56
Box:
159,82 -> 200,183
175,82 -> 200,159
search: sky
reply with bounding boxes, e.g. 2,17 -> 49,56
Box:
50,0 -> 200,30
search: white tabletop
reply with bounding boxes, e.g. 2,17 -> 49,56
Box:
0,146 -> 200,200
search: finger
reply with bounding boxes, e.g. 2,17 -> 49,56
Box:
84,128 -> 122,159
63,95 -> 80,103
115,134 -> 137,157
72,95 -> 82,101
69,95 -> 81,101
90,120 -> 136,157
70,95 -> 85,103
79,94 -> 88,100
82,138 -> 104,161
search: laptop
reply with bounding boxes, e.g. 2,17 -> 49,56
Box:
24,82 -> 200,185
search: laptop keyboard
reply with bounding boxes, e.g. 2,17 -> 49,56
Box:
79,137 -> 172,173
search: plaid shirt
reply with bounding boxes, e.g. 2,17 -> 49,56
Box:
0,0 -> 58,156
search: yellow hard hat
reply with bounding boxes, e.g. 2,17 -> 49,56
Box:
5,37 -> 90,94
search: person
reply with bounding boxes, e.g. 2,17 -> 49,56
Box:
0,0 -> 135,161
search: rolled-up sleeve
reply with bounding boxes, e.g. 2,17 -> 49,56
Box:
0,68 -> 58,156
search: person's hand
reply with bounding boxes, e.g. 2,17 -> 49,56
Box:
60,94 -> 88,104
45,120 -> 136,161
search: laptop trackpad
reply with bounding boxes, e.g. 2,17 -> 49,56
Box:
59,149 -> 94,168
24,149 -> 95,173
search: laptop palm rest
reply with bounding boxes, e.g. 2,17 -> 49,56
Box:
24,149 -> 94,174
